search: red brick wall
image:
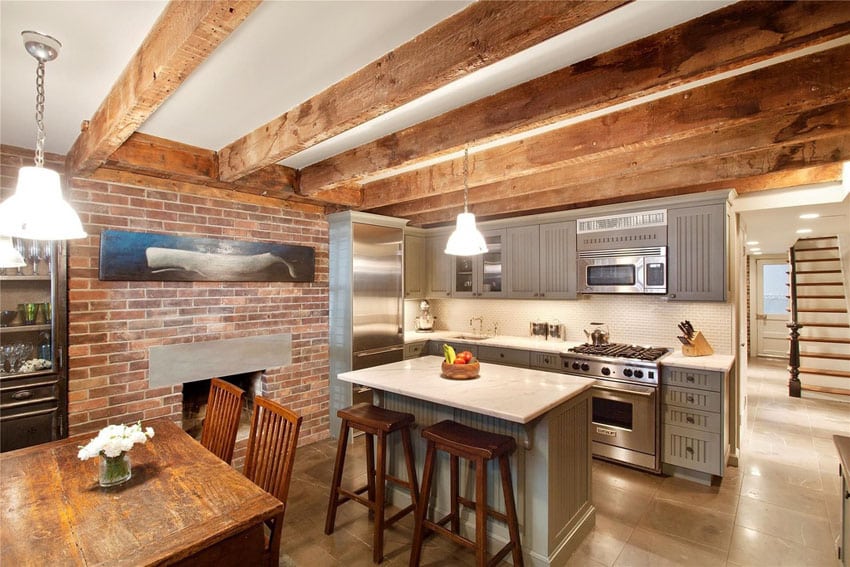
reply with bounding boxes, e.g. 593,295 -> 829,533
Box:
1,145 -> 331,455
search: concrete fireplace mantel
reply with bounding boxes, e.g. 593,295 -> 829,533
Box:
148,334 -> 292,387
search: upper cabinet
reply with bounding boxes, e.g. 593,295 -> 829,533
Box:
404,234 -> 425,298
452,229 -> 506,297
505,221 -> 577,299
667,203 -> 727,302
425,234 -> 452,298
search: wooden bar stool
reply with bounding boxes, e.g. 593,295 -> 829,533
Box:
325,403 -> 419,563
409,420 -> 523,567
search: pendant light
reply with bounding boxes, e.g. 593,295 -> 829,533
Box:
0,236 -> 26,268
0,31 -> 86,241
444,147 -> 488,256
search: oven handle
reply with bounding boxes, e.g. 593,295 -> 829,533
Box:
593,383 -> 654,397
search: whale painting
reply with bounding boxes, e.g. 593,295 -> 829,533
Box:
99,230 -> 315,282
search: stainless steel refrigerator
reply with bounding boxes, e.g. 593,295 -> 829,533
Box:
328,211 -> 407,437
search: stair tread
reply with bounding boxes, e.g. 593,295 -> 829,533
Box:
795,246 -> 839,252
792,270 -> 842,274
791,282 -> 844,286
797,322 -> 850,328
798,337 -> 850,344
790,295 -> 847,299
796,236 -> 839,242
801,384 -> 850,396
799,367 -> 850,378
800,352 -> 850,361
790,308 -> 848,313
794,258 -> 840,262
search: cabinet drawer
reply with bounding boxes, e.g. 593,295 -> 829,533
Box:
426,341 -> 478,358
529,351 -> 560,370
0,379 -> 58,408
477,346 -> 529,367
663,404 -> 722,434
663,424 -> 722,476
663,386 -> 721,413
404,342 -> 427,359
662,367 -> 722,392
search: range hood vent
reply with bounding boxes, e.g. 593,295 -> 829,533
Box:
577,209 -> 667,234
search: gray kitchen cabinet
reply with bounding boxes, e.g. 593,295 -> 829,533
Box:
425,341 -> 478,358
404,341 -> 427,359
477,345 -> 529,367
404,234 -> 425,298
426,234 -> 452,298
667,203 -> 726,301
661,365 -> 728,479
530,351 -> 561,370
505,221 -> 577,299
451,229 -> 506,298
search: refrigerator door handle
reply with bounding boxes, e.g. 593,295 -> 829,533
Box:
354,345 -> 405,357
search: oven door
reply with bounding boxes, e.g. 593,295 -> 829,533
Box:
591,380 -> 658,470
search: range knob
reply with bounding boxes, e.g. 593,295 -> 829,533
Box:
601,367 -> 611,376
580,363 -> 590,372
623,368 -> 633,377
633,369 -> 644,379
571,362 -> 581,370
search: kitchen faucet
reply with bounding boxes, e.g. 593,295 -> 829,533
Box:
469,316 -> 484,335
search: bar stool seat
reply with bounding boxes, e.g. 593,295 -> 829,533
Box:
325,403 -> 418,564
409,420 -> 523,567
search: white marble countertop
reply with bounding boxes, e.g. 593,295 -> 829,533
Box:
405,331 -> 736,372
338,355 -> 595,424
660,351 -> 736,372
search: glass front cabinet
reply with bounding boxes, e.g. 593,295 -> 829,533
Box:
0,238 -> 68,452
451,229 -> 506,297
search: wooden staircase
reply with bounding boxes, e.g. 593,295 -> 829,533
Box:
788,236 -> 850,398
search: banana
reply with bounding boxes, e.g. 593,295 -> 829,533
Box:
442,344 -> 456,364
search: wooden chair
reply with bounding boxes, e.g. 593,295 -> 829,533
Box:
199,378 -> 245,464
243,396 -> 303,567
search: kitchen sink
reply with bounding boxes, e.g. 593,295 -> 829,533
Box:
451,334 -> 490,341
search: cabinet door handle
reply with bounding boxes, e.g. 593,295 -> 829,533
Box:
12,390 -> 33,400
543,357 -> 549,364
686,416 -> 695,424
539,293 -> 545,297
686,375 -> 695,383
685,446 -> 694,454
499,353 -> 504,358
686,395 -> 695,403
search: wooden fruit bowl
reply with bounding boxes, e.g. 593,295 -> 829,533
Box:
441,361 -> 480,380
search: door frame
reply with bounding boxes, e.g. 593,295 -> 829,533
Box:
749,254 -> 789,359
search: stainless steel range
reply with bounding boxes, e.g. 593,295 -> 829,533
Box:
561,343 -> 670,473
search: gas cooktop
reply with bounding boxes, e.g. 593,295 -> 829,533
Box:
568,343 -> 669,362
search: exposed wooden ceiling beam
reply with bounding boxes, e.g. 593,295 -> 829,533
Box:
300,0 -> 850,195
106,132 -> 361,206
65,0 -> 261,179
216,0 -> 629,182
400,135 -> 850,226
364,45 -> 850,212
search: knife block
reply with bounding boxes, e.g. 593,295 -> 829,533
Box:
682,331 -> 714,357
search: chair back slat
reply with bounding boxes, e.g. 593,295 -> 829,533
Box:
200,378 -> 245,464
244,396 -> 302,502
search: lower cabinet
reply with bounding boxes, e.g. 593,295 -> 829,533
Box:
404,341 -> 427,359
661,365 -> 728,479
476,345 -> 529,367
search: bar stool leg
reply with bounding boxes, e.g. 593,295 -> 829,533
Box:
450,455 -> 460,534
409,440 -> 436,567
325,419 -> 351,535
499,454 -> 524,567
474,456 -> 487,567
365,432 -> 376,521
373,432 -> 387,563
400,426 -> 419,509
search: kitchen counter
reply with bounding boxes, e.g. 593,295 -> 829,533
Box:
338,355 -> 594,423
338,355 -> 595,566
661,351 -> 735,372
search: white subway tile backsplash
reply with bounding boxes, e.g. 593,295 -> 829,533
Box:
406,296 -> 734,354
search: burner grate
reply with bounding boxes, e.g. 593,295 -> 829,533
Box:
569,343 -> 669,362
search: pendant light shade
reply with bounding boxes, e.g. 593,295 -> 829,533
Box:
0,167 -> 86,240
0,31 -> 86,241
0,236 -> 26,268
444,147 -> 488,256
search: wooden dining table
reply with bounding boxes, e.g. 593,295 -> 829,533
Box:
0,418 -> 283,566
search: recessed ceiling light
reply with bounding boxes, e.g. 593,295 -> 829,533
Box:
746,241 -> 759,246
799,213 -> 820,219
796,228 -> 813,234
752,252 -> 762,255
750,247 -> 761,252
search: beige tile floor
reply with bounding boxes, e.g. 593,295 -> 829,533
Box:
280,358 -> 848,566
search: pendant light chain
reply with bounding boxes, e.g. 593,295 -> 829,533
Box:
34,59 -> 46,168
462,146 -> 469,213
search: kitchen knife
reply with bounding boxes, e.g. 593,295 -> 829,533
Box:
684,320 -> 694,337
677,335 -> 691,345
678,322 -> 689,337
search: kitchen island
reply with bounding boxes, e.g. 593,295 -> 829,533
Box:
338,356 -> 596,567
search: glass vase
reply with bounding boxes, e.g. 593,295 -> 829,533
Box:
99,452 -> 131,487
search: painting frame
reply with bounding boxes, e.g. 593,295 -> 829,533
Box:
98,230 -> 315,282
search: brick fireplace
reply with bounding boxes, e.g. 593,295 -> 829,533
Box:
0,146 -> 332,462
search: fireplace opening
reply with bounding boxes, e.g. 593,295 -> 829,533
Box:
181,371 -> 263,442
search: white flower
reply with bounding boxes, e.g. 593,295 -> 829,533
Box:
77,421 -> 155,461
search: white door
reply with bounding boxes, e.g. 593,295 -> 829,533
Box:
754,257 -> 789,358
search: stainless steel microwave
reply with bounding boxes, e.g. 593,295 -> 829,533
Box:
578,246 -> 667,294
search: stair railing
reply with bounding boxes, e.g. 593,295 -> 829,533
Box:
787,245 -> 802,398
